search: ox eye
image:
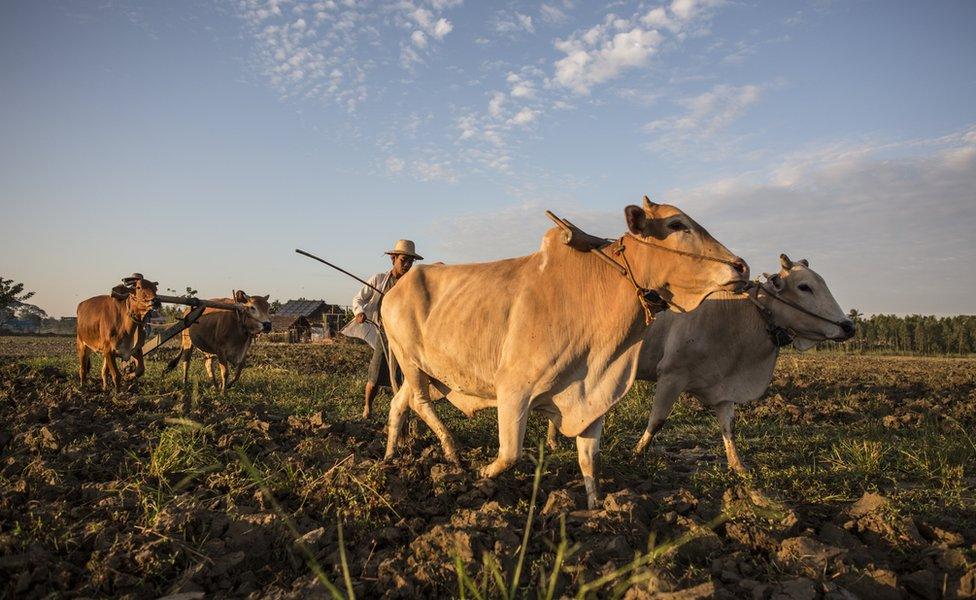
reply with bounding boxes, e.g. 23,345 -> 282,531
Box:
668,221 -> 688,232
798,284 -> 813,293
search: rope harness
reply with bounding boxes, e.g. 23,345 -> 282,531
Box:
606,233 -> 744,326
743,278 -> 850,347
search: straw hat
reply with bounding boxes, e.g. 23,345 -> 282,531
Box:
385,239 -> 424,260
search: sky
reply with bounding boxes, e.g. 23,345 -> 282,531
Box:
1,0 -> 974,318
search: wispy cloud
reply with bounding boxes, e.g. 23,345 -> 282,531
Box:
643,83 -> 763,156
235,0 -> 461,110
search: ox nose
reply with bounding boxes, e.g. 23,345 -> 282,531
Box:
840,320 -> 856,339
262,321 -> 272,333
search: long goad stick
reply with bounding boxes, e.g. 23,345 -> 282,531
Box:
295,249 -> 385,296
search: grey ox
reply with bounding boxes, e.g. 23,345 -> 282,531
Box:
164,291 -> 272,393
380,198 -> 750,508
547,254 -> 852,473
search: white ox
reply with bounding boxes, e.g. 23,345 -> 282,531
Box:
613,254 -> 854,472
380,199 -> 749,508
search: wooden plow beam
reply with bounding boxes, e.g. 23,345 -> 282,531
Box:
140,296 -> 246,357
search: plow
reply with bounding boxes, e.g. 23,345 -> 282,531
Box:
139,294 -> 248,357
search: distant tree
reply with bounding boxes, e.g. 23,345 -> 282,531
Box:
269,299 -> 282,314
0,277 -> 44,326
0,276 -> 34,312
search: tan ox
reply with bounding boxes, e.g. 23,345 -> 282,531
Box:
76,275 -> 159,390
164,291 -> 272,393
381,198 -> 749,508
546,255 -> 854,473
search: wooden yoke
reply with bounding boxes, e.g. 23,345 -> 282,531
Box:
545,210 -> 626,275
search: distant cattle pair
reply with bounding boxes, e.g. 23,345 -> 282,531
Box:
381,198 -> 853,508
76,277 -> 271,392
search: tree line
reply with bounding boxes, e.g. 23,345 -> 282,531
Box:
824,311 -> 976,355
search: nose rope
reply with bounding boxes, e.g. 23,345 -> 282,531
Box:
623,233 -> 744,268
744,279 -> 850,328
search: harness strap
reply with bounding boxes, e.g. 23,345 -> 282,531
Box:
623,233 -> 742,267
611,239 -> 669,326
745,284 -> 794,347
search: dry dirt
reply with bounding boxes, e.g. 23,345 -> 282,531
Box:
0,336 -> 974,599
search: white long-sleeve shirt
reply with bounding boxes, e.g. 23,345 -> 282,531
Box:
339,271 -> 396,349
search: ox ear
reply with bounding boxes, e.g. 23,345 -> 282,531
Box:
764,272 -> 785,292
234,290 -> 249,303
262,294 -> 270,301
798,258 -> 809,267
642,195 -> 658,210
780,254 -> 794,270
625,205 -> 647,235
111,285 -> 131,300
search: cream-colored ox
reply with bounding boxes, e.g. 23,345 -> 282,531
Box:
76,275 -> 159,390
380,198 -> 749,508
164,291 -> 272,393
618,254 -> 854,472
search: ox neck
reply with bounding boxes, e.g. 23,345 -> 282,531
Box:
747,286 -> 793,348
553,241 -> 654,344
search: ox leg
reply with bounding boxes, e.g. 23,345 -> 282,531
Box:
407,370 -> 460,464
716,401 -> 749,475
384,383 -> 412,460
104,350 -> 123,391
634,377 -> 683,454
576,415 -> 606,510
227,359 -> 246,390
77,339 -> 90,387
479,393 -> 530,479
546,419 -> 558,451
203,355 -> 219,390
180,347 -> 193,386
217,360 -> 230,395
129,349 -> 145,381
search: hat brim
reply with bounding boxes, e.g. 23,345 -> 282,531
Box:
385,251 -> 424,260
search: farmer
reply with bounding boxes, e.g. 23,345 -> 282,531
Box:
341,239 -> 423,418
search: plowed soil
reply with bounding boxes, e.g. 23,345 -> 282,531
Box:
1,336 -> 974,599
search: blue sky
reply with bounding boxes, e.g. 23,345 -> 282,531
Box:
1,0 -> 974,317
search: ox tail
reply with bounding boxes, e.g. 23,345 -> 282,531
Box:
164,347 -> 190,373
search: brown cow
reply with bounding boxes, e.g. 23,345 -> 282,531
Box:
76,274 -> 159,390
164,291 -> 272,393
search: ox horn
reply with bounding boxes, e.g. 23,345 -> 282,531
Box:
642,195 -> 657,210
779,254 -> 794,270
798,258 -> 809,267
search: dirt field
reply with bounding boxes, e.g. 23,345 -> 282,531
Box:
1,335 -> 974,599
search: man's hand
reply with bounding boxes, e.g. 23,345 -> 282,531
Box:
355,312 -> 366,324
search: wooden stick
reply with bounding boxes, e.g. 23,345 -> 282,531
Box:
545,210 -> 626,275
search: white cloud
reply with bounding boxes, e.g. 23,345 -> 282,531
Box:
508,107 -> 538,126
643,84 -> 762,155
432,17 -> 453,39
540,3 -> 571,25
552,16 -> 664,95
488,91 -> 505,117
386,156 -> 405,174
235,0 -> 460,109
494,12 -> 535,35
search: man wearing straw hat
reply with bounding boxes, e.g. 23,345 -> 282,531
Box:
341,239 -> 424,419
